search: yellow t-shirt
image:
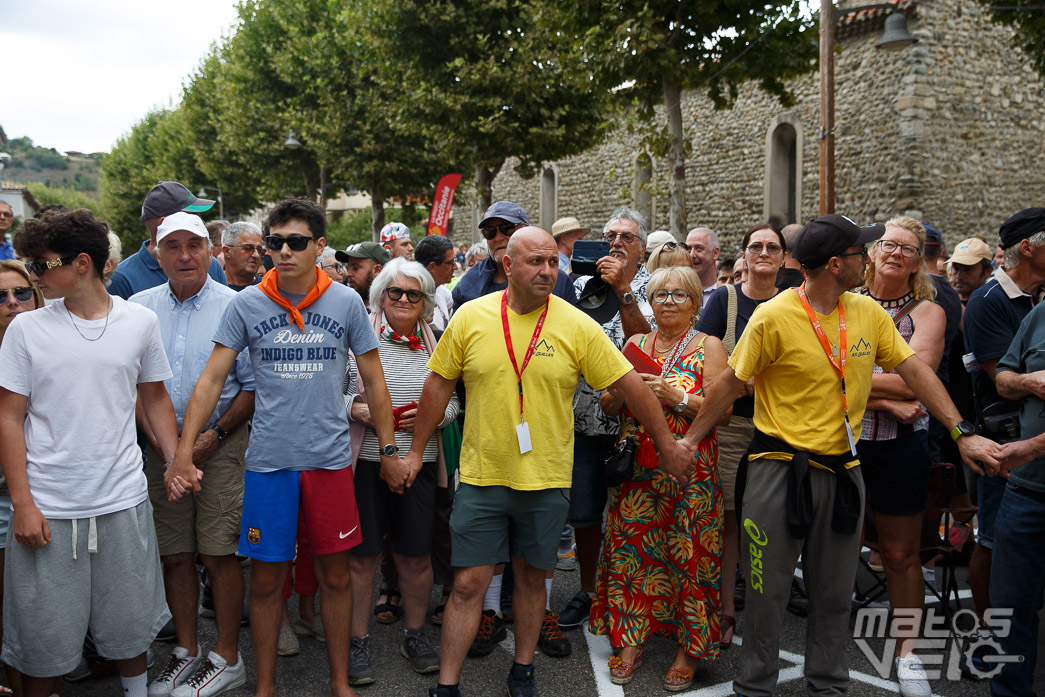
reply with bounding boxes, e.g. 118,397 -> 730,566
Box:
428,291 -> 632,490
728,289 -> 915,456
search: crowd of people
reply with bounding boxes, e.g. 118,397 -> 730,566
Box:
0,182 -> 1042,697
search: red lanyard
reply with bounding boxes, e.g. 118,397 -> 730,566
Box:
501,291 -> 550,420
795,284 -> 849,416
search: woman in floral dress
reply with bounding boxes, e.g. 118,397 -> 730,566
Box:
591,265 -> 730,692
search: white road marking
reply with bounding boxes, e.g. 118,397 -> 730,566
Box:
583,627 -> 625,697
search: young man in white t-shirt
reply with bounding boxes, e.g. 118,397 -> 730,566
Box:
0,209 -> 180,697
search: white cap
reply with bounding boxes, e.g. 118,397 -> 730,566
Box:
156,211 -> 209,244
646,230 -> 677,251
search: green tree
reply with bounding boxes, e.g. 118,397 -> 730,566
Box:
978,1 -> 1045,77
543,0 -> 817,235
367,0 -> 612,211
26,183 -> 104,214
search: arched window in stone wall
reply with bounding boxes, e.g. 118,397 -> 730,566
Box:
764,116 -> 803,227
633,152 -> 654,227
540,167 -> 557,230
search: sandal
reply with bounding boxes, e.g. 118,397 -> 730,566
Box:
664,666 -> 694,692
374,588 -> 402,624
430,589 -> 452,626
608,647 -> 644,685
719,614 -> 736,649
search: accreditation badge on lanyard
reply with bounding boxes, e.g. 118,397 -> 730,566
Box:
795,284 -> 858,456
501,291 -> 550,454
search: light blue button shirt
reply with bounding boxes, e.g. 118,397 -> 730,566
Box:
130,277 -> 254,430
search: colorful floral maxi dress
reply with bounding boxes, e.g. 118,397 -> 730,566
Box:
589,334 -> 722,660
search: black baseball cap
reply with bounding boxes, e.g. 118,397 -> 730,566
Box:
998,208 -> 1045,249
792,214 -> 885,269
141,182 -> 215,222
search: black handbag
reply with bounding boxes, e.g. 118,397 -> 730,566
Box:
979,401 -> 1021,443
604,435 -> 639,487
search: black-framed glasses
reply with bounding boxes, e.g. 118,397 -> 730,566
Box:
604,231 -> 640,244
746,242 -> 783,256
265,235 -> 314,252
480,223 -> 518,240
0,287 -> 34,302
235,244 -> 265,255
876,239 -> 920,258
26,255 -> 78,277
322,262 -> 344,273
385,286 -> 424,304
651,289 -> 693,304
838,249 -> 869,261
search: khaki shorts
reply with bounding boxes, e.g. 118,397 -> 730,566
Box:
717,415 -> 755,511
146,425 -> 246,557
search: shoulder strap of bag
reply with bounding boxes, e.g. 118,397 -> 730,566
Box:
723,283 -> 738,356
891,297 -> 924,327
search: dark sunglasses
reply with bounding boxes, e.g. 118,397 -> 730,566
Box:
265,235 -> 314,252
659,241 -> 682,251
480,223 -> 517,240
1,287 -> 34,302
385,286 -> 424,304
26,255 -> 78,277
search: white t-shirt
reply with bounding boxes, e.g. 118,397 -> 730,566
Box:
0,297 -> 173,518
432,285 -> 454,331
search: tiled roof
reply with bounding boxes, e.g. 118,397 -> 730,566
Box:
836,0 -> 914,40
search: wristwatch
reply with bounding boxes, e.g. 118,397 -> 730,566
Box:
381,443 -> 399,457
672,392 -> 689,414
206,423 -> 228,443
950,420 -> 975,441
621,291 -> 636,305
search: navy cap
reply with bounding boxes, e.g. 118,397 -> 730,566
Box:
141,181 -> 214,222
479,201 -> 529,229
999,208 -> 1045,249
922,222 -> 942,245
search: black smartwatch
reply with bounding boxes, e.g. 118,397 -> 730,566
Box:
381,443 -> 399,457
950,420 -> 975,441
206,423 -> 228,443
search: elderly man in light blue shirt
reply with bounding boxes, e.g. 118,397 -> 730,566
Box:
130,212 -> 254,697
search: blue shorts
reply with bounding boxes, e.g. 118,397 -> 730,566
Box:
977,474 -> 1006,549
239,468 -> 362,562
569,433 -> 616,527
0,494 -> 10,550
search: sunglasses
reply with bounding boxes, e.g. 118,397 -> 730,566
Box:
659,242 -> 682,251
234,244 -> 265,255
1,287 -> 34,302
385,286 -> 424,304
265,235 -> 314,252
26,255 -> 78,277
480,223 -> 518,240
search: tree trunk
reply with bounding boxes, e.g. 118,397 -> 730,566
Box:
473,157 -> 505,229
663,79 -> 687,237
370,183 -> 385,242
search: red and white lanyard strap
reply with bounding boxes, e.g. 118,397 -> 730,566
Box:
796,284 -> 858,455
501,290 -> 550,422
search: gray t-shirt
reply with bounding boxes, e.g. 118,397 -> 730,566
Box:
214,282 -> 378,472
997,301 -> 1045,492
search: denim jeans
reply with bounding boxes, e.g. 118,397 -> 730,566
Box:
989,481 -> 1045,697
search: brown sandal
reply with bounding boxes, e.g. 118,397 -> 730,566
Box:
664,666 -> 694,692
608,647 -> 644,685
720,614 -> 736,649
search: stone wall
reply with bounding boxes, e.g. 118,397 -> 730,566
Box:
455,4 -> 1045,255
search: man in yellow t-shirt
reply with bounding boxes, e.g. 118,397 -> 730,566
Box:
682,214 -> 1001,697
403,227 -> 696,697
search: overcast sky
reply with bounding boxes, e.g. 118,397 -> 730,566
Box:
2,0 -> 241,154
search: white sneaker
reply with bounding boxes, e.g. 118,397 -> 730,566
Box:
148,646 -> 202,697
895,652 -> 931,697
170,651 -> 246,697
556,546 -> 577,571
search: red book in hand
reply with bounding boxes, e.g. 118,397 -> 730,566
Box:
393,401 -> 418,430
622,342 -> 661,375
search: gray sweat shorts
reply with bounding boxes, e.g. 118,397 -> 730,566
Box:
1,499 -> 171,677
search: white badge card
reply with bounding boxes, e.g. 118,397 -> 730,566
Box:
844,417 -> 857,457
516,421 -> 532,454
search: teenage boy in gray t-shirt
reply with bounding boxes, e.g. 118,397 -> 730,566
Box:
168,198 -> 401,697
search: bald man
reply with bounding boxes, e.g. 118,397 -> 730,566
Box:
686,226 -> 720,306
403,227 -> 698,697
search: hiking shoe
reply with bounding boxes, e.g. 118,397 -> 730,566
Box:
277,625 -> 300,657
557,591 -> 591,631
895,652 -> 931,697
170,652 -> 246,697
556,546 -> 577,571
292,615 -> 326,642
149,646 -> 202,697
507,663 -> 536,697
468,609 -> 506,657
401,629 -> 440,674
348,635 -> 376,686
538,610 -> 571,658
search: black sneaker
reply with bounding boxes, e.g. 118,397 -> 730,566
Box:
156,618 -> 177,643
468,609 -> 506,658
428,687 -> 461,697
348,635 -> 376,686
786,579 -> 808,618
507,664 -> 536,697
557,591 -> 591,631
401,630 -> 440,674
538,610 -> 571,658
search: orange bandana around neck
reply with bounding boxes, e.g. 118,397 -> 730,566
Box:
258,266 -> 332,331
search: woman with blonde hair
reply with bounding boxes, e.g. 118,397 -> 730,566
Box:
858,215 -> 944,696
646,241 -> 691,273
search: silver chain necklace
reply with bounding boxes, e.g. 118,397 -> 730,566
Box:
67,296 -> 112,342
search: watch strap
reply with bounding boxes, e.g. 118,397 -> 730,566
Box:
207,423 -> 228,442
